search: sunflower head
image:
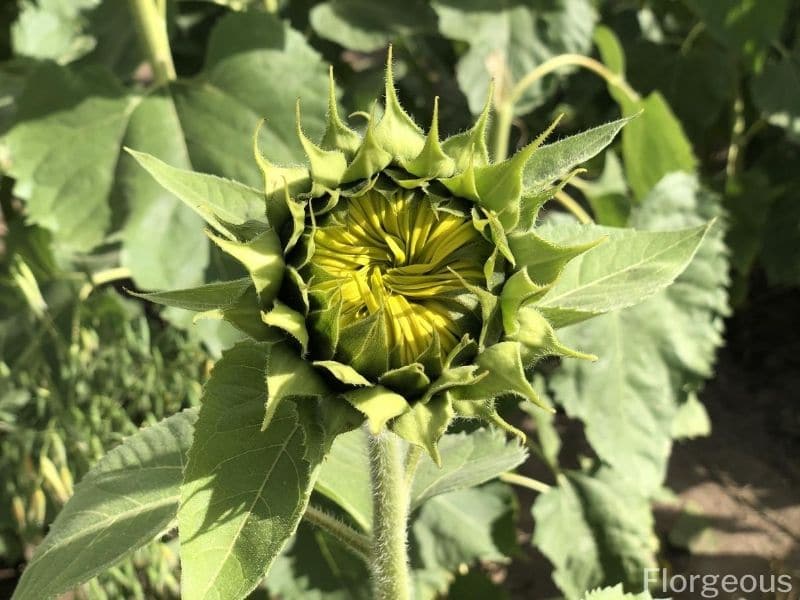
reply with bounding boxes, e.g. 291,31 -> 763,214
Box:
141,48 -> 603,462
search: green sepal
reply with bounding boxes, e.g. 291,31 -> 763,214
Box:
296,100 -> 348,193
421,365 -> 487,404
261,300 -> 309,354
373,46 -> 425,162
440,151 -> 479,202
313,360 -> 373,387
511,305 -> 597,367
307,289 -> 342,360
337,310 -> 389,380
401,97 -> 455,179
508,230 -> 606,286
208,229 -> 285,305
281,266 -> 310,314
500,269 -> 551,334
263,342 -> 329,431
341,106 -> 392,183
378,363 -> 431,398
472,116 -> 562,231
442,82 -> 492,170
417,331 -> 444,380
450,266 -> 501,349
450,342 -> 551,412
342,385 -> 409,435
391,394 -> 454,466
131,277 -> 253,312
193,286 -> 276,341
451,399 -> 527,442
517,167 -> 589,231
321,66 -> 361,157
253,121 -> 309,230
472,208 -> 515,265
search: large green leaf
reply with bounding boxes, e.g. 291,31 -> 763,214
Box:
4,12 -> 329,290
432,0 -> 597,115
534,221 -> 710,328
532,469 -> 656,599
179,340 -> 325,600
549,173 -> 729,494
12,409 -> 197,600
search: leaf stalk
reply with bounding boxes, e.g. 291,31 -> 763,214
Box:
128,0 -> 176,84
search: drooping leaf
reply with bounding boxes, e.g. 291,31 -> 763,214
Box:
12,410 -> 197,600
179,341 -> 325,600
549,173 -> 729,494
751,50 -> 800,145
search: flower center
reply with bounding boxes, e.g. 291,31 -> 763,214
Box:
310,189 -> 488,367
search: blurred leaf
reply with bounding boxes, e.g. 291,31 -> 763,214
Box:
532,469 -> 656,599
549,173 -> 728,494
684,0 -> 789,70
179,340 -> 325,600
310,0 -> 438,52
579,151 -> 630,227
751,51 -> 800,144
11,0 -> 99,64
432,0 -> 597,115
582,583 -> 655,600
11,409 -> 197,600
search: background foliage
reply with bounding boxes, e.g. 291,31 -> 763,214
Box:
0,0 -> 797,598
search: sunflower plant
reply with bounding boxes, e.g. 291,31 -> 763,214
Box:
10,44 -> 711,600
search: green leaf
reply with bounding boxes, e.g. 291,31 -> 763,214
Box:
127,149 -> 267,238
315,429 -> 373,531
310,0 -> 438,52
11,0 -> 101,64
391,395 -> 454,465
410,428 -> 527,509
11,410 -> 197,600
522,117 -> 632,193
261,300 -> 309,353
534,221 -> 710,328
761,191 -> 800,286
412,482 -> 516,577
751,51 -> 800,144
549,173 -> 729,494
133,278 -> 253,312
5,12 -> 330,289
118,90 -> 208,290
5,64 -> 133,252
432,0 -> 597,115
179,341 -> 325,600
532,469 -> 657,599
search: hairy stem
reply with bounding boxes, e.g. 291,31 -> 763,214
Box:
491,102 -> 515,163
368,431 -> 412,600
303,504 -> 371,562
128,0 -> 176,84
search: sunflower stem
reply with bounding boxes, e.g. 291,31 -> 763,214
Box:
491,102 -> 515,163
368,430 -> 412,600
128,0 -> 176,84
554,190 -> 593,224
499,472 -> 552,494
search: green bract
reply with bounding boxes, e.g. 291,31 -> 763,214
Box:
128,50 -> 707,464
